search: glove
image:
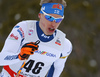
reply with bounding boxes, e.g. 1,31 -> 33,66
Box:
18,42 -> 38,60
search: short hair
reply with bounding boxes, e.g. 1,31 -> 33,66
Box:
40,0 -> 67,8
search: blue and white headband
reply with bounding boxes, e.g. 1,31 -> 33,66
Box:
40,3 -> 64,16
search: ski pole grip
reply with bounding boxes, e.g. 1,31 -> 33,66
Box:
34,40 -> 40,45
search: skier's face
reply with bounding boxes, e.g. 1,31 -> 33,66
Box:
38,13 -> 63,35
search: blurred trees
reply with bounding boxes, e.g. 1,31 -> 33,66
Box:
0,0 -> 100,77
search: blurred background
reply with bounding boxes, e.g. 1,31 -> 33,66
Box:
0,0 -> 100,77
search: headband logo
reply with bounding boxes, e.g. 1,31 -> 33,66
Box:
41,6 -> 45,10
52,4 -> 62,10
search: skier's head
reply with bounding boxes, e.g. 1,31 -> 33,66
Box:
38,0 -> 67,35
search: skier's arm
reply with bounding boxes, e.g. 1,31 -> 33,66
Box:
47,39 -> 72,77
0,21 -> 27,66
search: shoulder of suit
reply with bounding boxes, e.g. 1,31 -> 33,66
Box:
56,29 -> 66,38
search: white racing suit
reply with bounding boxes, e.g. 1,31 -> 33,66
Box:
0,20 -> 72,77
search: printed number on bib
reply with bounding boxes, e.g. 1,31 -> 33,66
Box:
24,59 -> 44,74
